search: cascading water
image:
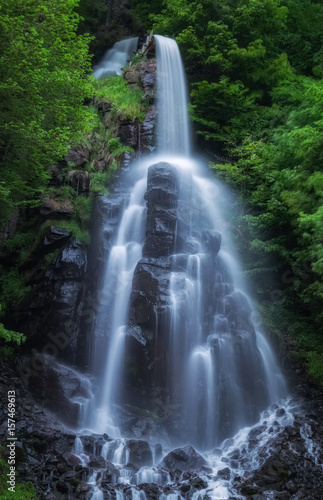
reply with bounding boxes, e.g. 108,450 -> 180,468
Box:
84,34 -> 285,445
81,34 -> 290,499
93,37 -> 139,78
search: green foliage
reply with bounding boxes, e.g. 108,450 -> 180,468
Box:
0,453 -> 37,499
54,219 -> 90,245
90,172 -> 109,194
74,196 -> 92,227
92,75 -> 145,121
0,0 -> 93,225
0,322 -> 25,345
0,268 -> 31,313
107,137 -> 134,156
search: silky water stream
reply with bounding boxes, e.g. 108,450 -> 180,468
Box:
69,36 -> 321,499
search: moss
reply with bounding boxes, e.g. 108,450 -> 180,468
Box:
92,74 -> 146,121
54,219 -> 90,245
0,453 -> 37,499
107,137 -> 134,156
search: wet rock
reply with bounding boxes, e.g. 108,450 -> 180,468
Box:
217,467 -> 231,480
68,170 -> 90,193
159,445 -> 207,472
43,226 -> 71,249
248,426 -> 267,440
146,162 -> 179,209
56,479 -> 69,494
126,439 -> 153,467
190,476 -> 208,489
130,260 -> 170,324
139,59 -> 156,98
126,325 -> 147,345
58,452 -> 82,468
139,483 -> 160,499
276,408 -> 286,417
16,237 -> 87,363
118,118 -> 139,148
57,241 -> 87,280
88,455 -> 107,468
201,230 -> 221,254
18,355 -> 92,427
142,163 -> 179,257
139,105 -> 156,153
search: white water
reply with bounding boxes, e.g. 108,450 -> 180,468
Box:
82,36 -> 287,499
154,35 -> 191,156
93,37 -> 139,78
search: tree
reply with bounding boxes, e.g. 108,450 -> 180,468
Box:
0,0 -> 93,224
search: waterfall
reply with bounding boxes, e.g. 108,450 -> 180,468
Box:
84,35 -> 286,449
93,37 -> 139,78
154,35 -> 191,156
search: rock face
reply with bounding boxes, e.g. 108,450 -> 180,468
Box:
119,59 -> 157,155
17,355 -> 92,427
126,439 -> 153,467
143,163 -> 179,258
68,170 -> 90,193
159,445 -> 207,472
65,147 -> 90,168
16,236 -> 87,364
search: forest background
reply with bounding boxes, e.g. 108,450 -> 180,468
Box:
0,0 -> 323,382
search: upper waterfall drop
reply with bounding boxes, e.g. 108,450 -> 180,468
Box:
93,37 -> 139,78
154,35 -> 191,157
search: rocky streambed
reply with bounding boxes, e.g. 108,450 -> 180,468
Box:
1,358 -> 323,499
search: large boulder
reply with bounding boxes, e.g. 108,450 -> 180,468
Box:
142,163 -> 179,258
125,439 -> 153,467
159,445 -> 207,472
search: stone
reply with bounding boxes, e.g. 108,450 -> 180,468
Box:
43,226 -> 71,248
126,325 -> 147,346
67,170 -> 90,193
190,476 -> 208,489
88,455 -> 108,468
139,59 -> 156,95
159,445 -> 207,472
201,230 -> 221,254
58,452 -> 82,468
18,355 -> 92,427
118,118 -> 139,148
139,105 -> 156,153
124,67 -> 140,85
125,439 -> 153,467
65,148 -> 90,167
217,467 -> 231,480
